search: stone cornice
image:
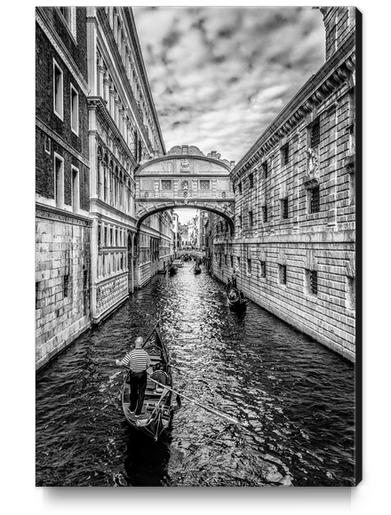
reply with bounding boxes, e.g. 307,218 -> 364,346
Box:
92,197 -> 138,225
88,96 -> 137,168
36,117 -> 89,167
36,8 -> 89,96
36,202 -> 92,226
232,32 -> 356,180
137,154 -> 231,174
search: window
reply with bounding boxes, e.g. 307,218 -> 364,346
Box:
54,154 -> 64,208
281,197 -> 289,219
53,60 -> 63,120
260,260 -> 266,278
262,205 -> 268,223
44,135 -> 51,154
71,166 -> 79,213
230,255 -> 234,268
59,7 -> 76,38
249,173 -> 254,188
247,258 -> 252,275
70,84 -> 79,135
237,256 -> 241,268
306,269 -> 318,295
279,264 -> 287,285
98,224 -> 101,248
310,118 -> 320,148
281,143 -> 289,166
35,282 -> 40,309
349,173 -> 355,206
262,161 -> 268,178
200,180 -> 210,190
239,215 -> 242,228
161,180 -> 172,190
225,254 -> 228,265
346,277 -> 356,310
63,273 -> 70,298
238,182 -> 242,194
249,210 -> 254,227
309,186 -> 320,214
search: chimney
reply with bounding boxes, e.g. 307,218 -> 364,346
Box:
182,145 -> 188,154
211,150 -> 217,158
216,153 -> 221,159
230,160 -> 236,168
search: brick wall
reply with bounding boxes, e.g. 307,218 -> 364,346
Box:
35,23 -> 89,162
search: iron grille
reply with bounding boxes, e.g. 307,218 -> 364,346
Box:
260,261 -> 266,278
309,270 -> 318,295
282,198 -> 288,219
311,119 -> 320,148
279,264 -> 287,285
310,186 -> 320,213
249,211 -> 253,227
262,161 -> 268,178
262,205 -> 268,222
281,143 -> 289,166
249,173 -> 254,188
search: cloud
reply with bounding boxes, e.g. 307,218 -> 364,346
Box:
134,7 -> 325,162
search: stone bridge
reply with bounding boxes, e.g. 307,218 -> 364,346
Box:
135,145 -> 235,231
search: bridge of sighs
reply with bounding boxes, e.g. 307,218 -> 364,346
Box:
135,145 -> 235,231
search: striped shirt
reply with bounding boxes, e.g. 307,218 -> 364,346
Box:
121,348 -> 150,373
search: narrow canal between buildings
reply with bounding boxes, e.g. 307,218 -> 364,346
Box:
36,263 -> 356,487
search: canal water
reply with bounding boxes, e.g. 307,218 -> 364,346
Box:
36,263 -> 356,487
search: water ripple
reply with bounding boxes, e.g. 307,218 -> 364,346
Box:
36,264 -> 355,486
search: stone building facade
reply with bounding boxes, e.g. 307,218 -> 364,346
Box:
211,7 -> 359,361
36,7 -> 174,369
36,7 -> 92,370
86,6 -> 168,324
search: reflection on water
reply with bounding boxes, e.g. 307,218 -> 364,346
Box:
36,264 -> 355,486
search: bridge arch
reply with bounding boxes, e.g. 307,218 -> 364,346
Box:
136,202 -> 234,233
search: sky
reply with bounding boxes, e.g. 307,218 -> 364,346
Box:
133,6 -> 325,165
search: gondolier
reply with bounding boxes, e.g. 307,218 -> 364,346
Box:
116,336 -> 151,416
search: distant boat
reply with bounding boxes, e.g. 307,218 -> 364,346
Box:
121,322 -> 180,440
172,259 -> 183,268
194,264 -> 201,275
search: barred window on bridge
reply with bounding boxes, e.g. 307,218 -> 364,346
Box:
161,180 -> 172,190
200,180 -> 210,190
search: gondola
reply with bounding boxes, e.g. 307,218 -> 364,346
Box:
121,323 -> 180,440
193,264 -> 201,275
227,286 -> 247,311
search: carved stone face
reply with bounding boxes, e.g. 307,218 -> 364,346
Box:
182,180 -> 189,190
181,159 -> 190,169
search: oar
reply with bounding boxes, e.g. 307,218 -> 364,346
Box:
148,377 -> 239,425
